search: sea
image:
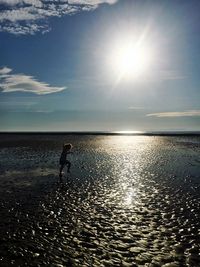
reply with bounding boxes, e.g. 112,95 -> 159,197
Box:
0,133 -> 200,266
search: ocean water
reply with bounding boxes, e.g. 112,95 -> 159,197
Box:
0,135 -> 200,266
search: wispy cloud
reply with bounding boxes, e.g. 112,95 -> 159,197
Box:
0,0 -> 118,35
0,66 -> 12,74
0,67 -> 66,94
147,110 -> 200,118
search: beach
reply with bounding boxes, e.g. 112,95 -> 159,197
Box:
0,134 -> 200,266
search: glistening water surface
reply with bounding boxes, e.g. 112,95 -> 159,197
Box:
0,135 -> 200,266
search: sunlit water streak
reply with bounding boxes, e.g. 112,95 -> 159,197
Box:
0,135 -> 200,266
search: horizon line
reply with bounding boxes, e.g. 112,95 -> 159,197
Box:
0,130 -> 200,136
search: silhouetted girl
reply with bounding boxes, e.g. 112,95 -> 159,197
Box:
59,143 -> 73,179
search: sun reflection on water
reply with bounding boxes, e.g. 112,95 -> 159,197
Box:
124,186 -> 137,206
98,135 -> 156,209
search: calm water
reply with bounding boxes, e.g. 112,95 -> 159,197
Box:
0,135 -> 200,266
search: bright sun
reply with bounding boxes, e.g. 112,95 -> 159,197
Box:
110,39 -> 152,80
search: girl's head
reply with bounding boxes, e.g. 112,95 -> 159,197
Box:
63,143 -> 72,151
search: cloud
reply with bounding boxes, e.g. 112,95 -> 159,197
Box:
0,66 -> 12,74
0,0 -> 118,35
0,0 -> 42,6
0,67 -> 66,94
0,22 -> 49,35
147,110 -> 200,118
68,0 -> 117,4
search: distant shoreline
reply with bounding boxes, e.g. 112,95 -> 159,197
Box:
0,131 -> 200,136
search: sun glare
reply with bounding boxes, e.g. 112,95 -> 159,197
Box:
110,38 -> 153,80
114,130 -> 144,134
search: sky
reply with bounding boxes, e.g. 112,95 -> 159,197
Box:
0,0 -> 200,132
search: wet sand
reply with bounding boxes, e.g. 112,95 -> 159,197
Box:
0,134 -> 200,266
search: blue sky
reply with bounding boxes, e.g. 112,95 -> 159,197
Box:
0,0 -> 200,132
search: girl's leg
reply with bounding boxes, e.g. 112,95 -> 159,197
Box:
66,161 -> 71,173
59,164 -> 64,177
